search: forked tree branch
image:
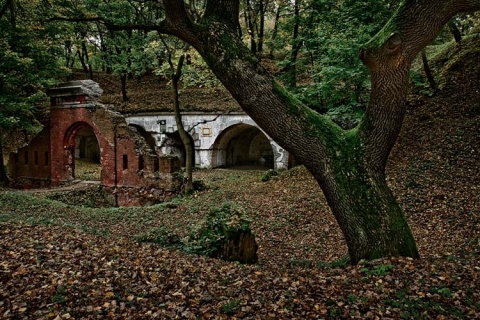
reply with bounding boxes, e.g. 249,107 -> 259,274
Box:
358,0 -> 480,176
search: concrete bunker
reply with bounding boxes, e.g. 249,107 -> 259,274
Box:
211,123 -> 274,169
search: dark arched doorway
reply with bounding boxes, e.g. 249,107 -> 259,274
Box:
64,122 -> 102,181
162,131 -> 195,167
211,124 -> 274,169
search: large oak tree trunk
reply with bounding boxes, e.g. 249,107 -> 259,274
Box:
159,0 -> 480,263
183,25 -> 419,263
317,140 -> 419,263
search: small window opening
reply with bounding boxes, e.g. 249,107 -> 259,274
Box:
34,151 -> 39,165
45,152 -> 49,165
14,154 -> 19,164
158,120 -> 167,133
24,151 -> 29,164
122,154 -> 128,170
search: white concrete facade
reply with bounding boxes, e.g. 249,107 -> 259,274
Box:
126,112 -> 289,170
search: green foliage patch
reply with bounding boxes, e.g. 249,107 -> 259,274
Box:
182,202 -> 253,257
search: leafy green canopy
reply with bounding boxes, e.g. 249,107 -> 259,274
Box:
0,1 -> 68,133
275,0 -> 394,127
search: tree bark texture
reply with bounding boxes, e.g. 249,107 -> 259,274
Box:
284,0 -> 301,88
160,0 -> 480,263
120,74 -> 128,102
168,53 -> 194,193
0,129 -> 8,185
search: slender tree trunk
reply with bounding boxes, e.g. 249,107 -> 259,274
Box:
64,40 -> 73,68
0,0 -> 13,20
448,19 -> 462,43
96,23 -> 109,72
120,74 -> 128,101
78,50 -> 88,73
257,0 -> 265,53
168,53 -> 193,193
421,49 -> 437,92
0,129 -> 8,186
80,31 -> 93,79
284,0 -> 301,88
245,0 -> 257,54
269,4 -> 282,58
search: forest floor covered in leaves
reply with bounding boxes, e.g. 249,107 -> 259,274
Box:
1,38 -> 479,319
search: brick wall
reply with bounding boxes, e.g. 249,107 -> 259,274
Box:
8,80 -> 182,205
8,128 -> 51,188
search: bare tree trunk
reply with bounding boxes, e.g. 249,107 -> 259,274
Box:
64,40 -> 73,68
0,129 -> 8,186
245,0 -> 257,54
120,73 -> 128,101
269,3 -> 282,58
80,30 -> 93,79
0,0 -> 13,20
284,0 -> 301,88
163,40 -> 194,193
448,19 -> 462,43
421,49 -> 437,92
257,0 -> 265,53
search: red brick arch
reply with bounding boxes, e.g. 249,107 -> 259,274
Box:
61,121 -> 102,181
49,106 -> 115,185
9,80 -> 182,206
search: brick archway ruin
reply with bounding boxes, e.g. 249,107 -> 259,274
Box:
55,122 -> 97,182
8,81 -> 182,206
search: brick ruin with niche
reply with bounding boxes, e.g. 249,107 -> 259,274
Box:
8,80 -> 182,206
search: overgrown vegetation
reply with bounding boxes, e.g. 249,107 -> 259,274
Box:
135,202 -> 255,260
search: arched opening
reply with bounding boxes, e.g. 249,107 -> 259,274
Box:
128,124 -> 157,152
211,123 -> 274,169
64,122 -> 102,181
162,131 -> 195,167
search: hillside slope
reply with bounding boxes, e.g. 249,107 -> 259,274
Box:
388,35 -> 479,256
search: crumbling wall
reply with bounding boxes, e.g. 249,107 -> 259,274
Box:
8,128 -> 51,188
8,80 -> 182,206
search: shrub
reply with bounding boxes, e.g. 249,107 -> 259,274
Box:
261,169 -> 278,182
183,202 -> 258,263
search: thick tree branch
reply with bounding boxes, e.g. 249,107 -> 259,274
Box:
358,0 -> 480,177
188,22 -> 344,180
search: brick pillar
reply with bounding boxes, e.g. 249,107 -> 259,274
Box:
46,80 -> 103,185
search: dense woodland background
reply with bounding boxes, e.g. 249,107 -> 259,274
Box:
0,0 -> 479,318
